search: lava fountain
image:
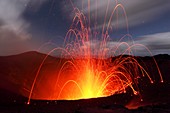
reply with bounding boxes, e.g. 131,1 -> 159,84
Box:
27,0 -> 163,104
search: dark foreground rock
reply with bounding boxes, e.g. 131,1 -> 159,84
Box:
0,102 -> 170,113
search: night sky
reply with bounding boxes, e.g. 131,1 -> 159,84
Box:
0,0 -> 170,56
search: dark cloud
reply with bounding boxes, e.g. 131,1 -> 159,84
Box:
0,27 -> 32,55
0,0 -> 47,55
61,0 -> 170,56
0,0 -> 169,56
94,32 -> 170,56
134,32 -> 170,55
62,0 -> 170,29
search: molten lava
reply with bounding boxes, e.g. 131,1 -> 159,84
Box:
57,60 -> 125,100
27,0 -> 163,104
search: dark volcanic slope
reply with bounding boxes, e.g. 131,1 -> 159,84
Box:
0,98 -> 170,113
0,52 -> 46,95
125,54 -> 170,109
0,51 -> 62,98
0,51 -> 170,112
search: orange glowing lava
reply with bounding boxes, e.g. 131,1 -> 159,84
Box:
56,59 -> 128,100
27,0 -> 163,104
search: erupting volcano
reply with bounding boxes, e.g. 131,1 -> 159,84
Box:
27,0 -> 163,105
1,0 -> 170,113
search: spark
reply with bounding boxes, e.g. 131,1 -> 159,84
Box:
27,0 -> 163,104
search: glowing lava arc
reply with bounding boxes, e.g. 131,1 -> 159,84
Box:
27,0 -> 163,104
